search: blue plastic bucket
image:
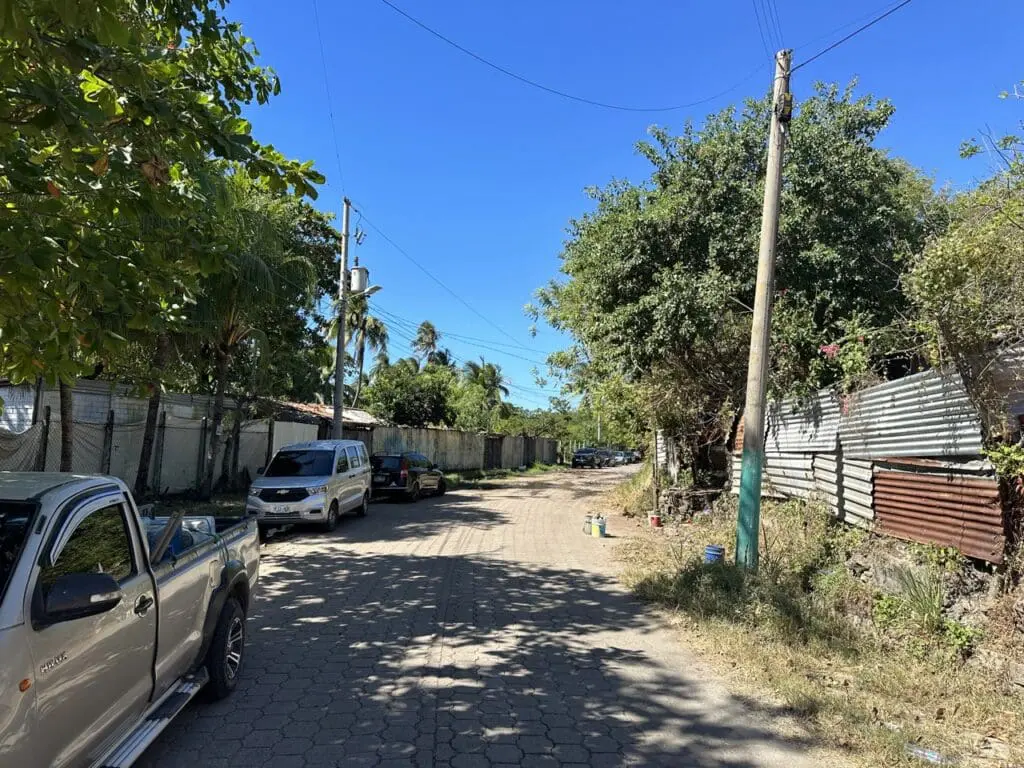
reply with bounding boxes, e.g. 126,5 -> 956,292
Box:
704,544 -> 725,564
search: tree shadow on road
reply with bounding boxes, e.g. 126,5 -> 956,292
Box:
141,535 -> 842,767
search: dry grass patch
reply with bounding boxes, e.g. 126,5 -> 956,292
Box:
617,495 -> 1023,767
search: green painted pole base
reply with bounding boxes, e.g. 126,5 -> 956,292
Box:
736,446 -> 764,570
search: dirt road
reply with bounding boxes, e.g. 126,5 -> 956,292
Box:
139,466 -> 842,767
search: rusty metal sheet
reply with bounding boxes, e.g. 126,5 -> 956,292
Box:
873,467 -> 1005,563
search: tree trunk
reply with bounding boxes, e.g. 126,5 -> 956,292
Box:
352,321 -> 367,408
135,334 -> 170,497
201,343 -> 231,500
59,378 -> 73,471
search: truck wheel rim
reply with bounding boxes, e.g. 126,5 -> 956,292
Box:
226,618 -> 244,679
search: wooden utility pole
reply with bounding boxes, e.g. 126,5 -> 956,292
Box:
332,198 -> 351,439
736,49 -> 792,570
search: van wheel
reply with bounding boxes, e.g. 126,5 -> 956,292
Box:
206,597 -> 245,700
357,492 -> 369,517
322,501 -> 339,532
436,478 -> 447,496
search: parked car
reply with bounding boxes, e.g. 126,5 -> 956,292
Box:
0,471 -> 260,768
248,439 -> 371,534
370,451 -> 446,501
611,451 -> 629,466
572,448 -> 601,468
595,449 -> 613,467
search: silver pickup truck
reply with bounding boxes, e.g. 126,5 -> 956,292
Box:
0,472 -> 260,768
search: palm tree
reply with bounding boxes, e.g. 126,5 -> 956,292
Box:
344,295 -> 389,408
371,349 -> 390,378
192,173 -> 315,499
413,320 -> 440,361
427,347 -> 455,368
462,357 -> 510,410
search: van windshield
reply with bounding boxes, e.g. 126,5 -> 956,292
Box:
265,450 -> 334,477
0,502 -> 36,604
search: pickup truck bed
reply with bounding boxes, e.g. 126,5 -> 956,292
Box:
0,473 -> 260,768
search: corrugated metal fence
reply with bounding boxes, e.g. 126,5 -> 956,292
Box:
725,367 -> 1021,563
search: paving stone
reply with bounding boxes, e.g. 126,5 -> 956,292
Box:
131,470 -> 837,768
486,743 -> 524,762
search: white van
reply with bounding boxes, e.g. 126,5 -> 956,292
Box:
246,440 -> 371,534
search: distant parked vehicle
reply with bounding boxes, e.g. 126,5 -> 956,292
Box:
632,450 -> 643,463
248,439 -> 371,534
595,449 -> 613,467
612,451 -> 628,466
572,448 -> 601,468
371,451 -> 446,501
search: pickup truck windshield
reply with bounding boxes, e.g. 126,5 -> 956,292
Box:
0,502 -> 36,603
265,450 -> 334,477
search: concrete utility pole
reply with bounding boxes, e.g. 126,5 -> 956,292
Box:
736,49 -> 792,570
332,197 -> 351,439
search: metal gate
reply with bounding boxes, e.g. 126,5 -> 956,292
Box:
484,436 -> 503,469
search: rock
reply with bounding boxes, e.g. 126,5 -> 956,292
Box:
1013,595 -> 1024,636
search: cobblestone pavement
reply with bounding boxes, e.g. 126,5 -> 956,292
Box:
139,467 -> 842,768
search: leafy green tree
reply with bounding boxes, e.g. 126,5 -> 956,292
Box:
363,361 -> 456,427
534,83 -> 934,482
0,0 -> 322,469
907,173 -> 1024,439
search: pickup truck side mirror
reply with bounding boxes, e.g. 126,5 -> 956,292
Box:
256,466 -> 265,475
41,572 -> 122,627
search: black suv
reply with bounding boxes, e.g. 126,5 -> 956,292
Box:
572,448 -> 601,468
370,451 -> 446,501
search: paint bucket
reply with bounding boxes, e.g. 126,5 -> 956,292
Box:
591,516 -> 607,538
704,544 -> 725,564
649,514 -> 662,528
582,515 -> 593,535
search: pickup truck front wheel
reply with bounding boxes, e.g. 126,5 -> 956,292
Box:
206,598 -> 245,700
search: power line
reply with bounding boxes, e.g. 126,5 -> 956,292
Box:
353,208 -> 533,348
750,0 -> 772,59
369,302 -> 554,371
311,0 -> 347,193
763,0 -> 785,49
377,0 -> 769,113
792,0 -> 913,72
367,301 -> 554,362
368,308 -> 561,397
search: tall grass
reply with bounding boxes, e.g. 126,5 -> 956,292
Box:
617,491 -> 1022,766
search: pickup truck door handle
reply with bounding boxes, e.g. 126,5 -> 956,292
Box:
134,595 -> 154,616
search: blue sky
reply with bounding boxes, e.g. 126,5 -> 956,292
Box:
232,0 -> 1020,408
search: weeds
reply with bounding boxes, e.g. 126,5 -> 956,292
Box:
617,490 -> 1024,766
607,460 -> 653,516
892,565 -> 945,634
